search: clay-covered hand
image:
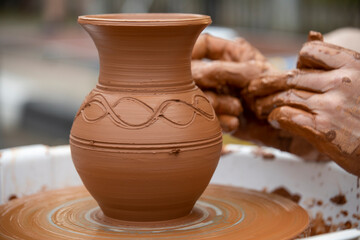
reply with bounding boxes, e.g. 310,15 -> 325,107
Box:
247,31 -> 360,176
192,34 -> 273,132
192,34 -> 323,161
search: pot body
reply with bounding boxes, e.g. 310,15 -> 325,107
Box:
70,13 -> 222,221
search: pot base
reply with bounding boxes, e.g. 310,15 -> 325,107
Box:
0,185 -> 310,239
100,204 -> 194,222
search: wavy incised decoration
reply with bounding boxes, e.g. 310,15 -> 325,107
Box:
78,94 -> 215,129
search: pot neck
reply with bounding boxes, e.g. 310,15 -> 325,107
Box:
81,23 -> 208,92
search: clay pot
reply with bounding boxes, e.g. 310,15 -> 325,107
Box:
70,13 -> 222,222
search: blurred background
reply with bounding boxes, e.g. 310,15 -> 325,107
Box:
0,0 -> 359,148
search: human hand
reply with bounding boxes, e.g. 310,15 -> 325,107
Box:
192,34 -> 327,161
247,31 -> 360,176
191,34 -> 272,132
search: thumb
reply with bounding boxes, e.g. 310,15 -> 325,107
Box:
268,106 -> 322,149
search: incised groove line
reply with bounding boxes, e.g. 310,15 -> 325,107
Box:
70,133 -> 222,153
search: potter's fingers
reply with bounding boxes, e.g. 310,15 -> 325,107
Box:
204,91 -> 242,116
245,72 -> 291,98
216,95 -> 243,116
297,40 -> 360,70
268,106 -> 333,162
192,34 -> 209,60
232,37 -> 267,62
192,60 -> 271,89
192,34 -> 266,62
246,69 -> 345,98
254,89 -> 316,119
203,91 -> 219,110
218,115 -> 239,133
268,106 -> 320,144
270,106 -> 360,177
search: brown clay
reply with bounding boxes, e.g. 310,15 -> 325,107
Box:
309,212 -> 359,236
0,185 -> 310,239
252,147 -> 276,160
270,186 -> 301,203
69,14 -> 222,221
330,193 -> 347,205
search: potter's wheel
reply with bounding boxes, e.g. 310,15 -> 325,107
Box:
0,185 -> 309,239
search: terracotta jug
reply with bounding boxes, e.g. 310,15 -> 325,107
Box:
70,13 -> 222,222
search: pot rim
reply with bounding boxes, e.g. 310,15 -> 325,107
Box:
78,13 -> 211,26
